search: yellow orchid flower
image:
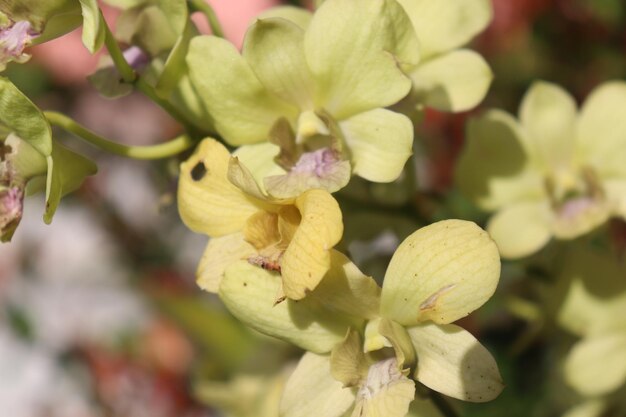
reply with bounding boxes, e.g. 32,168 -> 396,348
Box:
177,138 -> 343,300
218,220 -> 503,416
457,81 -> 626,259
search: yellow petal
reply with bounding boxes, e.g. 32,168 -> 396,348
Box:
330,328 -> 368,387
381,220 -> 500,326
310,250 -> 381,320
220,260 -> 355,353
552,246 -> 626,336
227,155 -> 276,202
196,233 -> 257,293
551,197 -> 611,240
379,318 -> 416,368
562,400 -> 608,417
397,0 -> 492,59
364,318 -> 393,353
408,323 -> 503,402
576,81 -> 626,178
519,81 -> 577,170
486,201 -> 552,259
280,189 -> 343,299
244,211 -> 280,250
233,142 -> 285,192
339,108 -> 414,183
280,352 -> 355,417
255,6 -> 313,30
565,333 -> 626,397
178,138 -> 263,236
352,358 -> 415,417
186,36 -> 297,145
455,109 -> 545,211
409,49 -> 492,112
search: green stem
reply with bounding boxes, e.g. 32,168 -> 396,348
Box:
429,391 -> 461,417
102,12 -> 136,84
45,111 -> 194,160
101,13 -> 201,135
188,0 -> 224,38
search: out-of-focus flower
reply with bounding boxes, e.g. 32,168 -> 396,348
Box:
178,138 -> 343,300
552,247 -> 626,398
457,81 -> 626,259
187,0 -> 417,196
218,220 -> 503,416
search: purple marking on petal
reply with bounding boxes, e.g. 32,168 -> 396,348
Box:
291,148 -> 341,178
557,197 -> 597,220
0,20 -> 33,58
0,186 -> 24,230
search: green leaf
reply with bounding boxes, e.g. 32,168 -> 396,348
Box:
43,142 -> 97,223
79,0 -> 105,53
0,77 -> 52,156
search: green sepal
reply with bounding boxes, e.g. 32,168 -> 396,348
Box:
44,142 -> 97,223
155,20 -> 196,98
79,0 -> 105,53
0,77 -> 52,156
115,0 -> 187,56
0,0 -> 80,32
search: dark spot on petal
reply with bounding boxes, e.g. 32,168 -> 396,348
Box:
243,282 -> 247,287
191,162 -> 207,181
0,143 -> 12,160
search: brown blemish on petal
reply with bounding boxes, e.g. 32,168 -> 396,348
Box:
419,284 -> 456,311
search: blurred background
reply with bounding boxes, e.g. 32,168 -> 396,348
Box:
1,0 -> 626,416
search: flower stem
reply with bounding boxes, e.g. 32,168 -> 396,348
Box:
429,391 -> 461,417
44,111 -> 195,160
101,12 -> 201,135
187,0 -> 224,38
102,11 -> 136,84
